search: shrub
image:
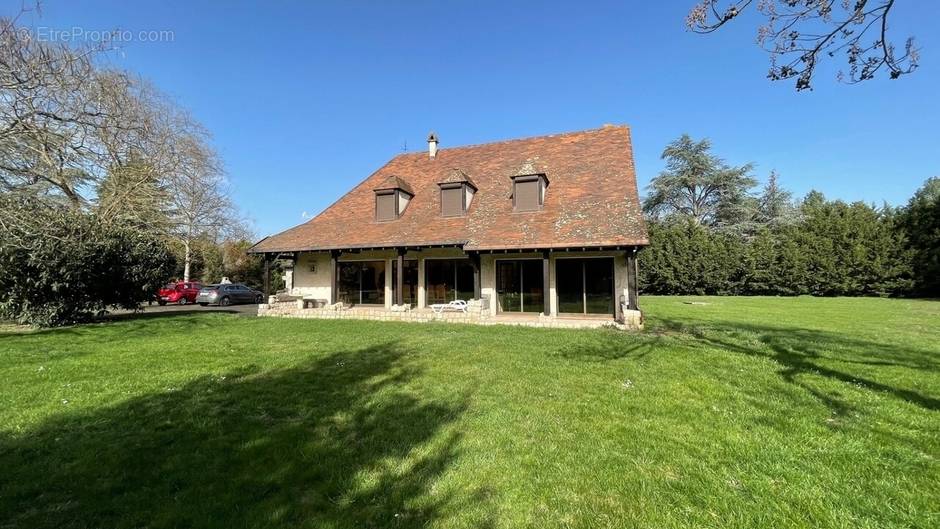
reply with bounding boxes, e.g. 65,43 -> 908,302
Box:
0,197 -> 176,326
639,221 -> 749,295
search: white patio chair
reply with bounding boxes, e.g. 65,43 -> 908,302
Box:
430,299 -> 468,314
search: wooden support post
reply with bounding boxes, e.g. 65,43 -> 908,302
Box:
469,251 -> 481,300
542,250 -> 551,316
396,249 -> 405,306
263,254 -> 271,298
329,250 -> 338,304
626,248 -> 639,311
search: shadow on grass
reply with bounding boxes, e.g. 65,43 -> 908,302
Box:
553,331 -> 660,362
656,318 -> 940,414
0,313 -> 260,349
101,307 -> 250,320
0,309 -> 249,345
0,342 -> 483,529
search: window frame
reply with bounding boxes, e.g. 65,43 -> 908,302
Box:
512,175 -> 545,212
374,190 -> 400,222
337,260 -> 386,306
439,183 -> 467,218
424,258 -> 475,304
391,258 -> 419,306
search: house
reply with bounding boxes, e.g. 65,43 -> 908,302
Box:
249,125 -> 648,328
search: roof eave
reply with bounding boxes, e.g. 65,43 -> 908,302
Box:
248,239 -> 649,254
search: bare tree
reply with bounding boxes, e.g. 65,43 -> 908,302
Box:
1,9 -> 247,279
0,11 -> 129,203
0,6 -> 186,208
165,134 -> 242,281
94,76 -> 204,228
687,1 -> 919,90
94,82 -> 248,280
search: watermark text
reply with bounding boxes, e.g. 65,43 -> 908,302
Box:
32,26 -> 175,44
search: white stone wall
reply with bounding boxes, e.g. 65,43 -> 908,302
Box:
398,193 -> 410,215
480,254 -> 495,313
283,268 -> 293,291
291,252 -> 332,300
258,303 -> 642,330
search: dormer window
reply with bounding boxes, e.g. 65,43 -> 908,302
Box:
374,175 -> 414,222
375,190 -> 399,221
440,184 -> 465,217
512,174 -> 547,212
438,169 -> 477,218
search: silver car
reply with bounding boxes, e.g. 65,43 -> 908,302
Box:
196,284 -> 264,306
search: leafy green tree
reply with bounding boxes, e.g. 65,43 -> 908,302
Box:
639,220 -> 748,295
0,196 -> 176,326
216,240 -> 284,292
769,227 -> 811,295
755,170 -> 796,227
643,134 -> 756,227
199,239 -> 226,284
800,190 -> 826,210
168,238 -> 282,291
640,190 -> 913,298
899,177 -> 940,296
742,228 -> 776,294
790,194 -> 912,296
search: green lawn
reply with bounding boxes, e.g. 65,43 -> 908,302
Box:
1,297 -> 938,529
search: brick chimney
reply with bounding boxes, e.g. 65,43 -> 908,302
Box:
427,131 -> 438,159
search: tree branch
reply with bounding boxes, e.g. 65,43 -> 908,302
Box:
687,0 -> 919,90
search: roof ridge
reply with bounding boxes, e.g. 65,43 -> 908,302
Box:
397,124 -> 630,157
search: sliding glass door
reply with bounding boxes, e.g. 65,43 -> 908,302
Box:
425,259 -> 474,305
496,260 -> 544,313
337,261 -> 386,305
556,258 -> 614,315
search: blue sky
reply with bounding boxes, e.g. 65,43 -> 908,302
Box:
8,1 -> 939,237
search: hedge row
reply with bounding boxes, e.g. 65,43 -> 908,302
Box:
638,199 -> 914,297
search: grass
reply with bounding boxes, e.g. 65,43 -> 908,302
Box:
1,297 -> 937,529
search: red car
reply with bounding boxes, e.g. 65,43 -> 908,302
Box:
156,281 -> 202,305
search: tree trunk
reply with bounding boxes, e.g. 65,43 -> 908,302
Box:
183,239 -> 191,282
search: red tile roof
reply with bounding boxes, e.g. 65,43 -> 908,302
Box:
438,168 -> 477,189
374,175 -> 415,195
250,125 -> 648,253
